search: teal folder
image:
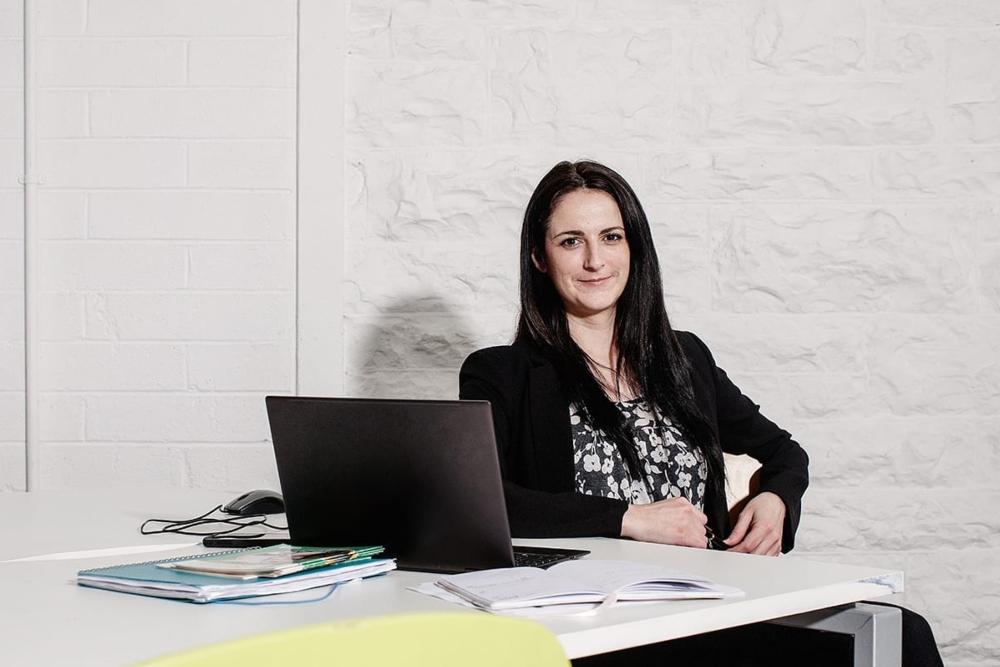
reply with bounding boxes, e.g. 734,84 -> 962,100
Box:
77,549 -> 395,603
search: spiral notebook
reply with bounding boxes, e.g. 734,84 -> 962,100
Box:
157,544 -> 384,579
76,548 -> 395,603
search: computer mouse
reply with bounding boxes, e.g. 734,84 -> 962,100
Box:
222,489 -> 285,516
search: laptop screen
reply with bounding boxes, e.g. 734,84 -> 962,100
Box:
265,396 -> 518,573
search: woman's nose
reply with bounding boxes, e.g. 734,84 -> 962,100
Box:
583,246 -> 604,270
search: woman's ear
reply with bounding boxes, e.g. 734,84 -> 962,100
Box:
531,248 -> 547,273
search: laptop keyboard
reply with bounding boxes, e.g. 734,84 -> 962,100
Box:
513,549 -> 580,569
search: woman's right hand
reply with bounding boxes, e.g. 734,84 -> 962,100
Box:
620,497 -> 709,548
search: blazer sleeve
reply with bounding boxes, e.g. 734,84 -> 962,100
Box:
459,345 -> 629,538
678,332 -> 810,553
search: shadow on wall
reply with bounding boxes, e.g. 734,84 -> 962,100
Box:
349,295 -> 497,401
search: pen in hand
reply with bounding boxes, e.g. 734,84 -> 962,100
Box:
706,527 -> 729,551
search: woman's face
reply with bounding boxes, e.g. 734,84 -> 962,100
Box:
533,189 -> 630,323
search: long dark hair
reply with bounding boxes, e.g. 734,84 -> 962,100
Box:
515,160 -> 724,491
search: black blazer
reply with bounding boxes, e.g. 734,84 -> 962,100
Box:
459,331 -> 809,553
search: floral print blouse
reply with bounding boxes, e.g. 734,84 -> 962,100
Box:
571,398 -> 707,509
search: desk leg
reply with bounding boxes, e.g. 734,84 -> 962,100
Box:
769,603 -> 903,667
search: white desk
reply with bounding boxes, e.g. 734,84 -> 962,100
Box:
0,488 -> 903,666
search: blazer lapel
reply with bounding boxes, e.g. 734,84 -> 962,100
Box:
525,352 -> 576,494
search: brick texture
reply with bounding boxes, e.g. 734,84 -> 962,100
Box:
343,3 -> 1000,664
0,0 -> 296,499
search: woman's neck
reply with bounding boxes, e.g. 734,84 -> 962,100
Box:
567,314 -> 616,368
567,314 -> 637,401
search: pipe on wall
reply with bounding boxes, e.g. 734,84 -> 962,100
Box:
22,0 -> 40,491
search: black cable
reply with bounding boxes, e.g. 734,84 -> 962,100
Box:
140,505 -> 287,538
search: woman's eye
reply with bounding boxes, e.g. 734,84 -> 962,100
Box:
604,233 -> 623,242
560,237 -> 581,247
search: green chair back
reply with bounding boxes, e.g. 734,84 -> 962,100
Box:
135,612 -> 570,667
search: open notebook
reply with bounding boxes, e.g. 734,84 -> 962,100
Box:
265,396 -> 588,573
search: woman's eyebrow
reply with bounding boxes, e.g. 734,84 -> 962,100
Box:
552,226 -> 624,238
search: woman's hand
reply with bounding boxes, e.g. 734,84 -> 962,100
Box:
620,497 -> 709,548
725,491 -> 786,556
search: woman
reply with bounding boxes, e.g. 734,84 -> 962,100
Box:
459,160 -> 943,666
460,159 -> 808,554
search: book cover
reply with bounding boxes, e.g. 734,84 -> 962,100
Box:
77,549 -> 395,603
157,544 -> 383,578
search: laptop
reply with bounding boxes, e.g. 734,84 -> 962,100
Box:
264,396 -> 589,573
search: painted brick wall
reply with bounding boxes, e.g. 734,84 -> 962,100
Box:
1,0 -> 997,663
0,0 -> 27,486
0,0 -> 298,492
344,2 -> 999,664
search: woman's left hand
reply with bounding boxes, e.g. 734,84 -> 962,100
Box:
725,491 -> 786,556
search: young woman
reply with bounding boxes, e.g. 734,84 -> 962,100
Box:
460,159 -> 807,554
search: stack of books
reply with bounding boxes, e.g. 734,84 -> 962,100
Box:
77,544 -> 395,603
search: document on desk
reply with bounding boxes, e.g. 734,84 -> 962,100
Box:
433,559 -> 743,611
157,544 -> 384,579
77,552 -> 395,603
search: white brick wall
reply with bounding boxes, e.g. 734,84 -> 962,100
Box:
0,0 -> 25,497
343,2 -> 999,664
1,0 -> 297,495
0,0 -> 997,663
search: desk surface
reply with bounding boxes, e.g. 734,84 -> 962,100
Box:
0,488 -> 902,666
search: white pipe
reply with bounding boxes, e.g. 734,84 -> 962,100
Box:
23,0 -> 40,491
